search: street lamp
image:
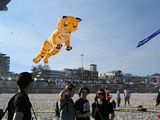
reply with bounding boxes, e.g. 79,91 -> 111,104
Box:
81,54 -> 84,80
81,54 -> 84,69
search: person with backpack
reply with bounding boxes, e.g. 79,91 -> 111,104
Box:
1,72 -> 34,120
58,83 -> 76,120
75,87 -> 90,120
91,88 -> 115,120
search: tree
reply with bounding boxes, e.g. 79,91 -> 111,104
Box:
31,64 -> 51,78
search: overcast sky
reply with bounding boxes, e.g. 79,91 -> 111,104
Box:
0,0 -> 160,76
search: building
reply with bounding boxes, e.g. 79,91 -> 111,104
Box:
123,73 -> 145,84
64,64 -> 98,81
35,69 -> 65,81
150,73 -> 160,85
0,52 -> 10,77
90,64 -> 98,80
99,70 -> 123,83
64,68 -> 77,80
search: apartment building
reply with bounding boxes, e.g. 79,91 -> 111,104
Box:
0,52 -> 10,77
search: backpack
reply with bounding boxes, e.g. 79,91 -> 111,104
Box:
111,100 -> 116,109
0,92 -> 37,120
137,105 -> 147,112
55,101 -> 67,118
7,95 -> 16,120
0,109 -> 4,119
0,94 -> 16,120
55,101 -> 60,118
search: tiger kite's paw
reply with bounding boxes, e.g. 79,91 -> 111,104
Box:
56,44 -> 62,49
44,59 -> 49,64
33,58 -> 39,64
66,46 -> 72,51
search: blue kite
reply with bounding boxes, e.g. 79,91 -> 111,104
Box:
137,29 -> 160,48
0,0 -> 11,11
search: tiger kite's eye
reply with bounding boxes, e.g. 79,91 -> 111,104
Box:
73,25 -> 77,28
64,23 -> 68,27
73,23 -> 77,28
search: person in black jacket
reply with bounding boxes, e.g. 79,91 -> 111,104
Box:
91,88 -> 115,120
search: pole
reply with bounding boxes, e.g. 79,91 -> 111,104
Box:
81,54 -> 84,80
81,54 -> 84,69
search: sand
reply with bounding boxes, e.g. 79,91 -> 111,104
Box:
0,93 -> 159,120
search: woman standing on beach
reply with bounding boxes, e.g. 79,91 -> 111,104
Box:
91,88 -> 115,120
75,87 -> 90,120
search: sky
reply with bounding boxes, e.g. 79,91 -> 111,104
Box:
0,0 -> 160,76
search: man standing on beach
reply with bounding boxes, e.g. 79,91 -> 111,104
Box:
59,83 -> 75,120
75,87 -> 90,120
116,89 -> 121,107
124,87 -> 131,107
8,72 -> 34,120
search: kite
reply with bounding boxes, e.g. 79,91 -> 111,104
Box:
137,29 -> 160,48
33,16 -> 82,64
0,0 -> 11,11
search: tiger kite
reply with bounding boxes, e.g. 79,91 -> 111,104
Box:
33,16 -> 82,64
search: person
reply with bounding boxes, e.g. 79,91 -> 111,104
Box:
91,88 -> 115,120
104,87 -> 111,102
116,89 -> 121,107
157,112 -> 160,120
59,83 -> 75,120
75,87 -> 90,120
124,87 -> 131,107
156,89 -> 160,106
8,72 -> 34,120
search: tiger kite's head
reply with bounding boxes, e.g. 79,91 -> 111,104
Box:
57,16 -> 82,33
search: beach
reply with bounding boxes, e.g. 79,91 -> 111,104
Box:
0,93 -> 159,120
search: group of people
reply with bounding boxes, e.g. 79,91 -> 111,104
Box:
116,88 -> 131,108
2,72 -> 160,120
0,72 -> 116,120
58,84 -> 115,120
0,71 -> 133,120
